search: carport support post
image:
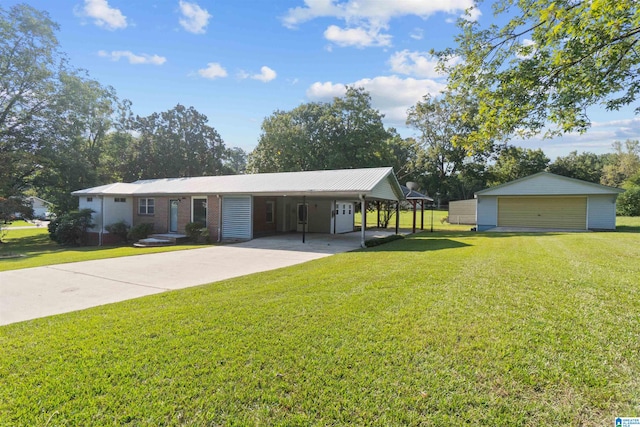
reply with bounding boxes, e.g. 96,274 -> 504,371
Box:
395,201 -> 399,235
302,195 -> 306,243
421,200 -> 425,230
360,195 -> 366,248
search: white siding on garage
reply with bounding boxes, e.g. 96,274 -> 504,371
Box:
587,195 -> 617,230
222,196 -> 252,240
476,196 -> 497,231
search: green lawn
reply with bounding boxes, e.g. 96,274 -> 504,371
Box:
1,219 -> 639,425
0,227 -> 205,272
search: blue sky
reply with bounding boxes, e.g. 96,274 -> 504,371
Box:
9,0 -> 640,160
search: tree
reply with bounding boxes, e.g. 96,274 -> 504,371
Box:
548,151 -> 607,183
248,87 -> 393,173
601,140 -> 640,187
0,4 -> 63,197
439,0 -> 640,150
488,146 -> 549,186
130,104 -> 228,179
406,94 -> 486,201
224,147 -> 248,174
33,72 -> 126,212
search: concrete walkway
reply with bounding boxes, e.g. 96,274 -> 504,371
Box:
0,231 -> 397,326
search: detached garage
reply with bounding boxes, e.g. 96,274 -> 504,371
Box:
476,172 -> 624,231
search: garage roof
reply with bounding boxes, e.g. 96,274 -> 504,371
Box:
72,167 -> 405,201
475,172 -> 624,196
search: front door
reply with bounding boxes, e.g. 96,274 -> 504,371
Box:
169,199 -> 179,232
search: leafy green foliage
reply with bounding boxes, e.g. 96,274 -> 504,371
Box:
601,140 -> 640,187
129,104 -> 228,179
48,209 -> 94,246
248,87 -> 398,173
487,146 -> 549,185
185,221 -> 210,243
547,151 -> 608,183
617,186 -> 640,216
2,225 -> 640,425
439,0 -> 640,149
105,221 -> 130,243
407,94 -> 487,200
364,234 -> 404,247
127,223 -> 154,241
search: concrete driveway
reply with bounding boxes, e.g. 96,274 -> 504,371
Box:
0,231 -> 395,326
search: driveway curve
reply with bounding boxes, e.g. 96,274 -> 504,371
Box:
1,233 -> 376,326
0,230 -> 390,325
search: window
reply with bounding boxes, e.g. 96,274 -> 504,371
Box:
114,197 -> 126,203
265,201 -> 274,223
138,198 -> 155,215
192,198 -> 207,227
87,197 -> 93,202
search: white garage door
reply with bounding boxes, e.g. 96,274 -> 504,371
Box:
222,196 -> 252,240
498,197 -> 587,230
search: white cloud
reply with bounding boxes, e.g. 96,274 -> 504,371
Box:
252,66 -> 277,82
409,28 -> 424,40
283,0 -> 479,28
178,0 -> 211,34
324,24 -> 391,48
198,62 -> 228,79
98,50 -> 166,65
77,0 -> 127,30
307,75 -> 445,124
388,50 -> 441,78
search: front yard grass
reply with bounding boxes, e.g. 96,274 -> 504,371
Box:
0,227 -> 204,271
1,219 -> 639,425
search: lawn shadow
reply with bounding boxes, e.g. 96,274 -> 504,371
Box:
615,225 -> 640,233
365,237 -> 471,252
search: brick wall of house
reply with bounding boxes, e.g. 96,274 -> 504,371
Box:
132,196 -> 170,233
206,195 -> 221,242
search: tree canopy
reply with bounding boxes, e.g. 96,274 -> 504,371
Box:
247,87 -> 398,173
439,0 -> 640,150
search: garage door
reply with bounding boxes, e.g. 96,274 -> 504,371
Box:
222,196 -> 252,240
498,197 -> 587,229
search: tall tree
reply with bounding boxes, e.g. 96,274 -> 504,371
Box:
0,4 -> 62,197
248,87 -> 393,173
130,104 -> 227,179
488,146 -> 549,186
406,94 -> 486,201
548,151 -> 607,183
601,140 -> 640,187
438,0 -> 640,150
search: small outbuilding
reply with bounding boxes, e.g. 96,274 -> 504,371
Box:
475,172 -> 624,231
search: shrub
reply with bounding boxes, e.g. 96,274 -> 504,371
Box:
185,222 -> 210,243
105,221 -> 130,243
127,223 -> 154,241
617,186 -> 640,216
48,209 -> 95,246
364,234 -> 404,247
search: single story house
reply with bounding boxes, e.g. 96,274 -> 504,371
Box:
475,172 -> 624,231
71,167 -> 405,247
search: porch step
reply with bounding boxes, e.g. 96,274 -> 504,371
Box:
149,233 -> 188,243
133,237 -> 175,247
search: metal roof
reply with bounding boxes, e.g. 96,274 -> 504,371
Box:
401,185 -> 433,201
72,167 -> 405,201
475,171 -> 625,196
